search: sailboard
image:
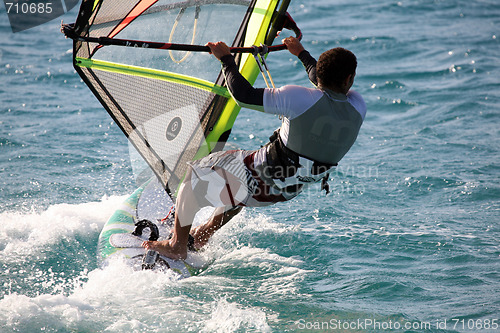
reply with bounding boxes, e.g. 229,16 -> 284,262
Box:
63,0 -> 300,276
98,177 -> 209,277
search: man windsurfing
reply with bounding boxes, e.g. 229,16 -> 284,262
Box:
143,37 -> 367,259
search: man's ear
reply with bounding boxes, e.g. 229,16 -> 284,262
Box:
346,73 -> 355,84
344,73 -> 355,89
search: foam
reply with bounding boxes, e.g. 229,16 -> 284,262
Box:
0,202 -> 300,332
0,195 -> 127,258
202,298 -> 271,333
0,291 -> 93,331
0,257 -> 183,332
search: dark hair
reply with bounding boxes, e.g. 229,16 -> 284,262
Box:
316,47 -> 357,88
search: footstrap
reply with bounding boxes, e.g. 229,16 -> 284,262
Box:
132,219 -> 159,241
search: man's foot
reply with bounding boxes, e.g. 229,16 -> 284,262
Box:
142,239 -> 187,260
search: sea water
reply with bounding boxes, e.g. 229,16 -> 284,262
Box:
1,0 -> 499,332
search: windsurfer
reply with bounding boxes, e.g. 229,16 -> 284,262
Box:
142,37 -> 367,260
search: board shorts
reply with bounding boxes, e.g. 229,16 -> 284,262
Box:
187,149 -> 300,208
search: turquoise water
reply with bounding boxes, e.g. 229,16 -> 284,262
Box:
1,1 -> 499,332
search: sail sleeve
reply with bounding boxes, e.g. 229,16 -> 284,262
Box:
71,0 -> 287,197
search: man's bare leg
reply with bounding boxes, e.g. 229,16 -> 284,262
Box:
142,166 -> 244,259
190,206 -> 243,250
142,173 -> 200,260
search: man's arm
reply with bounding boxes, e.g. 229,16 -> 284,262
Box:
206,41 -> 265,111
206,40 -> 319,111
282,37 -> 318,86
298,50 -> 318,87
220,54 -> 265,111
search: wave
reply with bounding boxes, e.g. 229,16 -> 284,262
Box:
0,196 -> 126,259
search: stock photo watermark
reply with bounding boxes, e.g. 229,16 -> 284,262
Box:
296,317 -> 499,331
3,0 -> 78,32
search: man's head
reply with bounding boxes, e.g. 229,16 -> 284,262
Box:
316,47 -> 357,93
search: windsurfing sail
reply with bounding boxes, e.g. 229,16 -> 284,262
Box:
64,0 -> 299,197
